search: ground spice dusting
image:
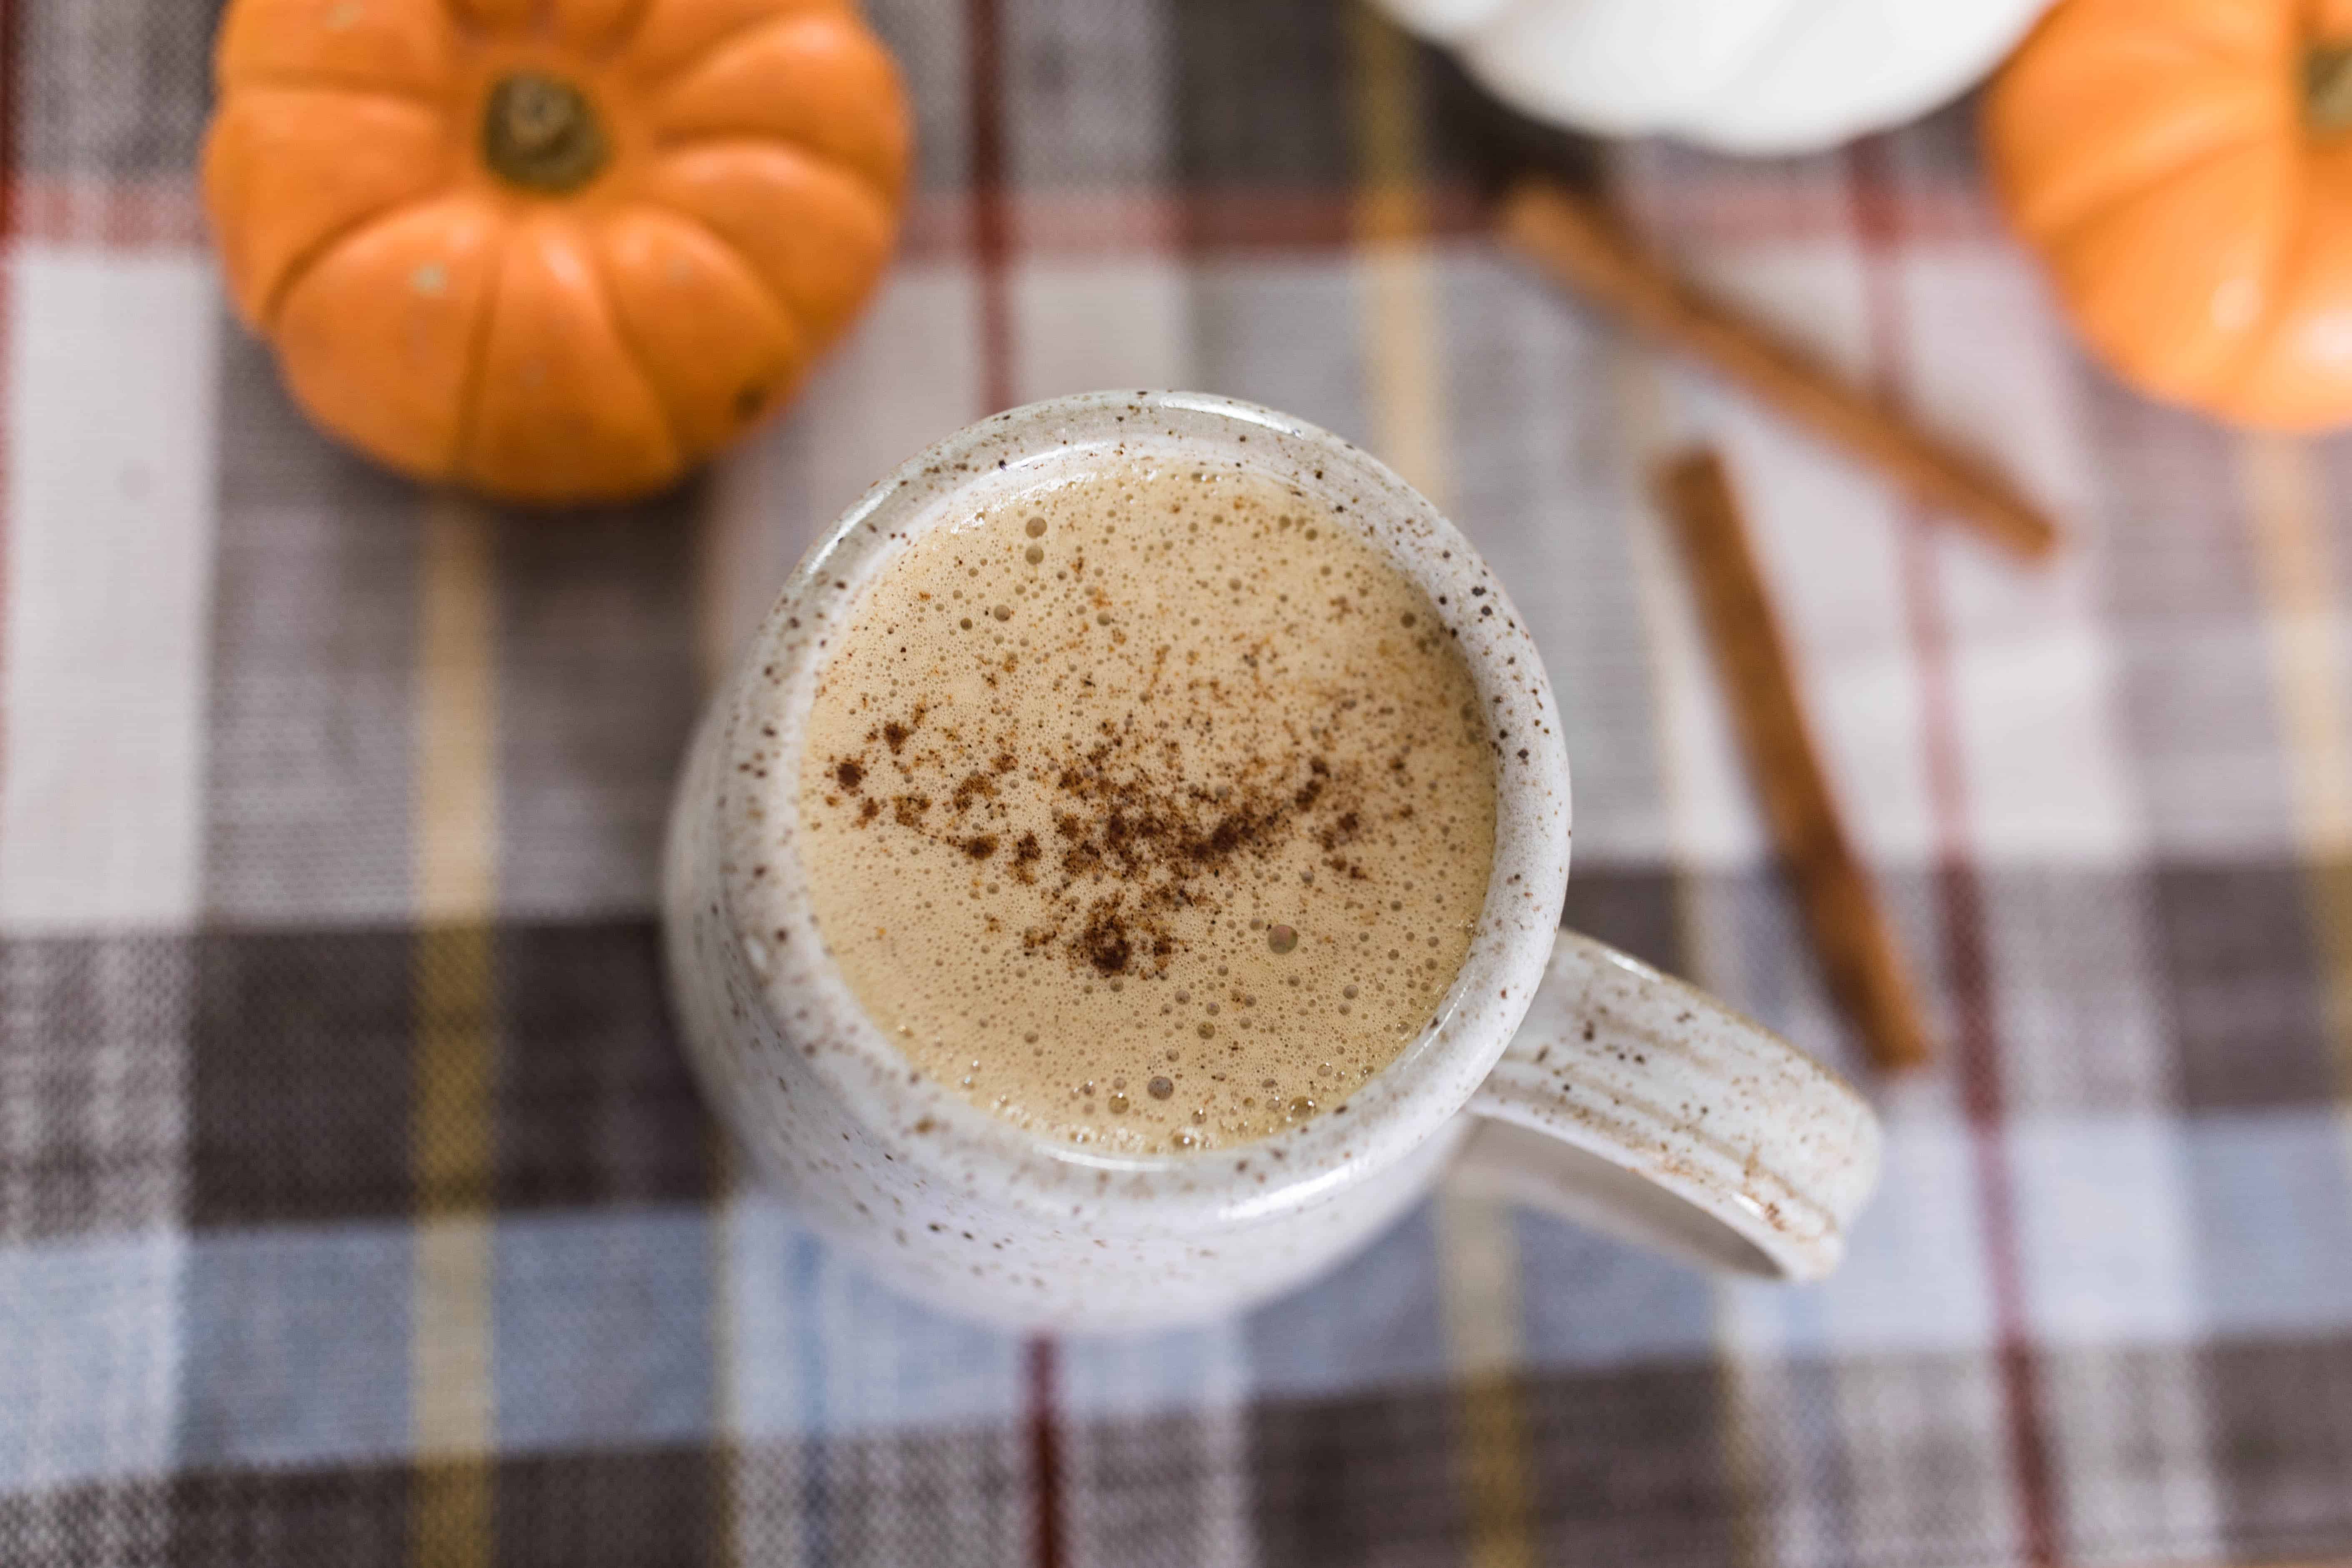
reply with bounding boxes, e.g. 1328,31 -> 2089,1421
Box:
830,710 -> 1379,980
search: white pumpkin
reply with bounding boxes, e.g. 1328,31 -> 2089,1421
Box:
1375,0 -> 2052,155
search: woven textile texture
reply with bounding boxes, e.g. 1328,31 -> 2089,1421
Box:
5,1 -> 2352,1565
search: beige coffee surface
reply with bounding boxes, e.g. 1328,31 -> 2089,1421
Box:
797,457 -> 1497,1154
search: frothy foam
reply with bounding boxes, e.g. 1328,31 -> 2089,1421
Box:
797,454 -> 1497,1153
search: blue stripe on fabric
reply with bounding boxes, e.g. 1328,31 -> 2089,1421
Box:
2185,1109 -> 2352,1335
176,1222 -> 407,1469
0,1229 -> 183,1491
726,1196 -> 1023,1443
494,1206 -> 714,1451
1514,1207 -> 1717,1369
725,1197 -> 804,1449
795,1225 -> 829,1568
1058,1321 -> 1252,1422
1242,1199 -> 1449,1399
2011,1114 -> 2201,1346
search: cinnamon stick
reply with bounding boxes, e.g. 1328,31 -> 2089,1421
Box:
1504,180 -> 2058,561
1654,448 -> 1935,1071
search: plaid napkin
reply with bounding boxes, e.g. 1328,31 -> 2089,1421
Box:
6,1 -> 2352,1564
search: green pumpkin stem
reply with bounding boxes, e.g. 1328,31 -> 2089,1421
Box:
482,72 -> 609,194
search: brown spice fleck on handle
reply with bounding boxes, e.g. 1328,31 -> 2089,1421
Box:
1504,179 -> 2058,561
1654,448 -> 1936,1071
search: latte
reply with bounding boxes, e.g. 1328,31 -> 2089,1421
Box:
798,455 -> 1497,1154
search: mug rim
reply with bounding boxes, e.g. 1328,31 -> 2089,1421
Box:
702,391 -> 1574,1228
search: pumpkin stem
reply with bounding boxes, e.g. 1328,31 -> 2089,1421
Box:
482,72 -> 609,194
2307,42 -> 2352,132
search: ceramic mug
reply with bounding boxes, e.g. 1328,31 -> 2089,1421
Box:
662,391 -> 1880,1331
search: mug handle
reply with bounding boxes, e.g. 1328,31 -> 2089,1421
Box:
1449,929 -> 1882,1282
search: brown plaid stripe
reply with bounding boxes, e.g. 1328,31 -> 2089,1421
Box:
167,1466 -> 409,1568
2200,1338 -> 2352,1560
0,873 -> 1606,1266
1059,1407 -> 1251,1568
99,871 -> 1673,1237
4,863 -> 2343,1239
185,926 -> 419,1228
2156,864 -> 2344,1114
0,1480 -> 171,1568
2040,1344 -> 2215,1568
180,918 -> 708,1229
0,935 -> 187,1241
736,1430 -> 1032,1568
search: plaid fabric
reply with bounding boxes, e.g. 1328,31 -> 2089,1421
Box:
5,0 -> 2352,1564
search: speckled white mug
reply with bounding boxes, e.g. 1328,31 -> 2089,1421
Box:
662,391 -> 1880,1331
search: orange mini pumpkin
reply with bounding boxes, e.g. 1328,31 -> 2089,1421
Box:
1987,0 -> 2352,430
204,0 -> 911,503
